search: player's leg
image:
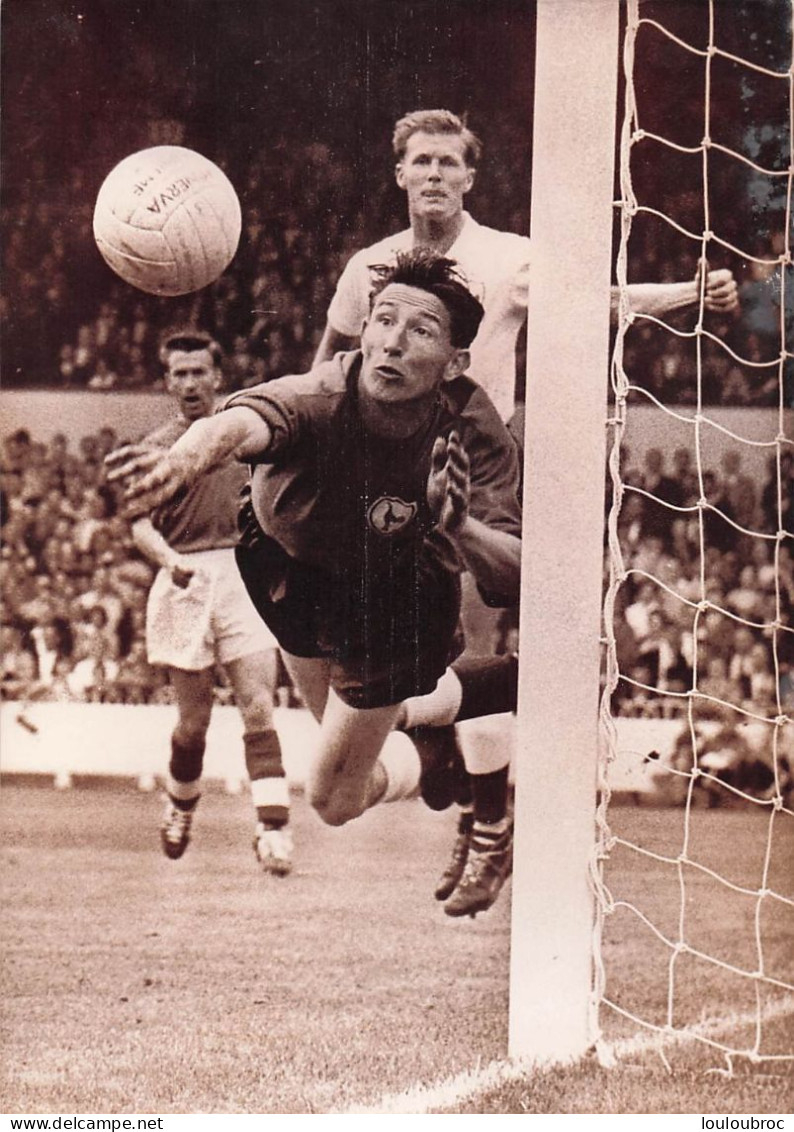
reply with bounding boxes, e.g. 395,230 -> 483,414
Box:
307,683 -> 410,827
161,665 -> 214,859
281,650 -> 422,826
212,547 -> 295,874
401,653 -> 518,913
142,560 -> 216,859
443,712 -> 515,918
224,648 -> 293,876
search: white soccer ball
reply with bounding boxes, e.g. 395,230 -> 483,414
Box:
92,146 -> 242,296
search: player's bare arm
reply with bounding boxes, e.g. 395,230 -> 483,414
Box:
313,324 -> 358,366
131,517 -> 196,589
106,406 -> 271,516
428,431 -> 521,603
610,267 -> 739,323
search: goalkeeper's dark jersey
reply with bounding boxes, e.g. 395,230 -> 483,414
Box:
224,351 -> 521,606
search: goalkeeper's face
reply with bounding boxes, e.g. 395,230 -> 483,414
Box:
359,284 -> 469,408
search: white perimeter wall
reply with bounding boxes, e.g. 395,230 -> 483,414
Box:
5,701 -> 781,798
0,703 -> 319,790
1,391 -> 170,446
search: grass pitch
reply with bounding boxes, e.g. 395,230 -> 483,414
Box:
1,783 -> 509,1114
1,784 -> 792,1114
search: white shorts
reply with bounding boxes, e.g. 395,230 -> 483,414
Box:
146,547 -> 278,671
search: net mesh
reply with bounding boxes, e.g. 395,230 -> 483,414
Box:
595,0 -> 794,1070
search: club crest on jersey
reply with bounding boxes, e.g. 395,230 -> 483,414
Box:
367,496 -> 417,536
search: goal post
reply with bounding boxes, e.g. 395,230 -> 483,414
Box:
509,0 -> 620,1061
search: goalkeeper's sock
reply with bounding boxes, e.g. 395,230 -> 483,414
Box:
398,668 -> 463,729
453,654 -> 518,722
397,653 -> 518,731
471,764 -> 509,826
373,732 -> 422,804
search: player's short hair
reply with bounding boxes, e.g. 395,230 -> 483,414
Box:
369,249 -> 484,349
159,328 -> 222,367
392,109 -> 482,167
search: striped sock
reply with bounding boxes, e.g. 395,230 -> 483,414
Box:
245,730 -> 289,828
470,816 -> 510,852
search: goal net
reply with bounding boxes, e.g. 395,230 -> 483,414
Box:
511,0 -> 792,1071
596,0 -> 794,1071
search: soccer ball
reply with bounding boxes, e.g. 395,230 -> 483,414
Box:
92,146 -> 242,296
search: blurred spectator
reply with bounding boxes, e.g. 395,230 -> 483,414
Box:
75,564 -> 125,638
66,636 -> 119,703
1,624 -> 39,700
625,581 -> 659,641
638,448 -> 684,551
760,450 -> 794,535
635,608 -> 689,696
72,604 -> 120,664
671,447 -> 699,507
726,565 -> 763,621
746,642 -> 777,714
698,656 -> 741,720
115,638 -> 163,704
29,620 -> 68,687
719,449 -> 758,530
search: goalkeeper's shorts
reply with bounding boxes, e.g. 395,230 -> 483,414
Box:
235,529 -> 462,711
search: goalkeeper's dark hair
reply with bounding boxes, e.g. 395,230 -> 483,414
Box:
369,249 -> 484,349
160,328 -> 222,367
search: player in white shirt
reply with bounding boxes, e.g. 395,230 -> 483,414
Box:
315,108 -> 738,423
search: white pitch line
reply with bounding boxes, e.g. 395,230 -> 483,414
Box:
337,996 -> 794,1115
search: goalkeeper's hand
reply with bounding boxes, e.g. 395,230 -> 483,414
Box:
427,430 -> 470,535
105,442 -> 198,518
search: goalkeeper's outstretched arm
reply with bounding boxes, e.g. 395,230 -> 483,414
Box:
106,407 -> 271,517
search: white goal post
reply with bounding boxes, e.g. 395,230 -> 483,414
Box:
509,0 -> 619,1061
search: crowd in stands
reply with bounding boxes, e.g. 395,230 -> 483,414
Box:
1,427 -> 164,706
1,118 -> 788,406
1,115 -> 532,396
2,422 -> 791,733
611,443 -> 794,721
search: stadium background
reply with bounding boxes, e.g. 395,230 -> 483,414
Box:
1,0 -> 533,388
